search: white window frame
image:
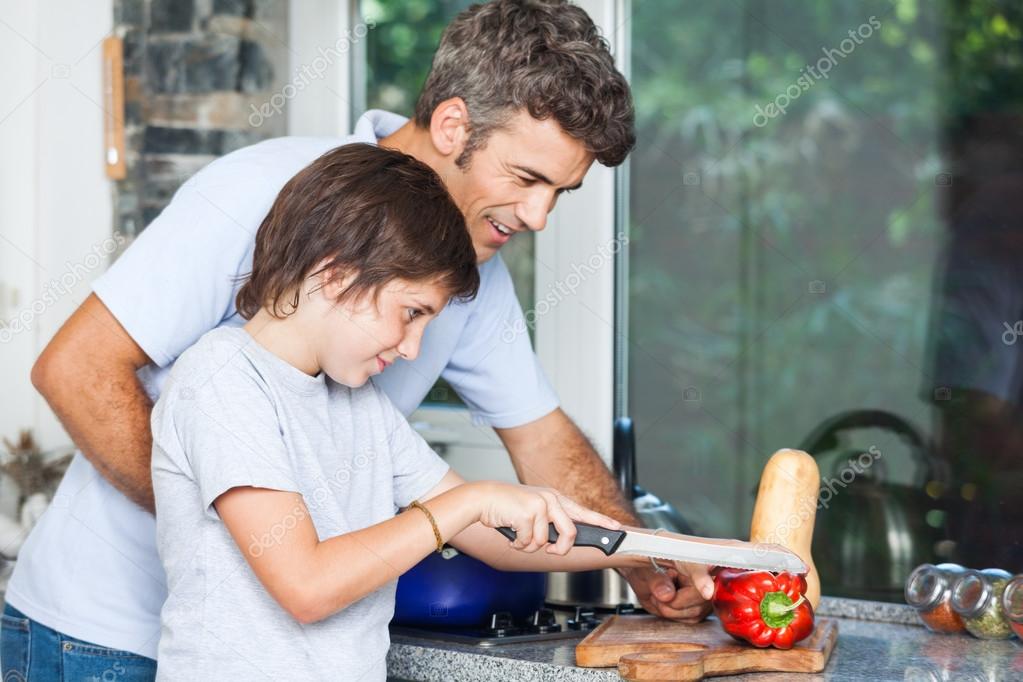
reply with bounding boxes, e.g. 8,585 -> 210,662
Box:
286,0 -> 353,137
287,0 -> 622,477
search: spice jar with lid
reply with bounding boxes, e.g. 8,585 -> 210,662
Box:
905,563 -> 967,633
1000,574 -> 1023,639
950,568 -> 1014,639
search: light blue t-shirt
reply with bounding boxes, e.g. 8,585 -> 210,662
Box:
7,110 -> 558,659
152,326 -> 449,681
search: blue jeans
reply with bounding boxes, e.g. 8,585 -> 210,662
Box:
1,603 -> 156,681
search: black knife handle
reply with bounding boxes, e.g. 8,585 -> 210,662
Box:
496,522 -> 626,556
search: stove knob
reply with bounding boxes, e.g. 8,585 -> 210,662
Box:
484,611 -> 521,637
566,606 -> 599,631
615,602 -> 637,615
526,608 -> 562,634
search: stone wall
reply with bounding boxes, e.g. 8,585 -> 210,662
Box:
113,0 -> 289,238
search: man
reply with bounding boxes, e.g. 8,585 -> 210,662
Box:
2,1 -> 709,678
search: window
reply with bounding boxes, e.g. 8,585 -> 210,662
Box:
625,0 -> 1023,601
353,0 -> 537,409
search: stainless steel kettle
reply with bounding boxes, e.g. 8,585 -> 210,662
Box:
798,409 -> 949,602
546,417 -> 693,608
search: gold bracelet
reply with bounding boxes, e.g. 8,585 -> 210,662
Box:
409,500 -> 443,553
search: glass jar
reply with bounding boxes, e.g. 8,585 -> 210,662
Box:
905,563 -> 967,633
950,568 -> 1014,639
1000,574 -> 1023,639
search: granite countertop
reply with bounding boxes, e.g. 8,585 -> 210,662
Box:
386,598 -> 1023,681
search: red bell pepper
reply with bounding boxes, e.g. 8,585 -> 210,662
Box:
712,569 -> 815,649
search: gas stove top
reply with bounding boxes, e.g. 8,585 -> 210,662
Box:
389,603 -> 636,647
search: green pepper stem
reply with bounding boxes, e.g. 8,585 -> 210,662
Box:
775,595 -> 806,614
759,592 -> 806,629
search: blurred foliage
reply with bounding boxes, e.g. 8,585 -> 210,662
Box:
627,0 -> 1023,589
360,0 -> 474,114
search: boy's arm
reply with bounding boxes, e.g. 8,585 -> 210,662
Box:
425,471 -> 652,574
215,482 -> 480,624
427,471 -> 713,602
214,470 -> 684,625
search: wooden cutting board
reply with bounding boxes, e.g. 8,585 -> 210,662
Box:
576,615 -> 838,681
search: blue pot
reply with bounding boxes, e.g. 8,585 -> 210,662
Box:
393,548 -> 547,627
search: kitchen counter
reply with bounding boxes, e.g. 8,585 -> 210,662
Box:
386,598 -> 1023,681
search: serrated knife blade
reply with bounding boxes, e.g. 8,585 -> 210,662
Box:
496,522 -> 807,574
614,526 -> 807,573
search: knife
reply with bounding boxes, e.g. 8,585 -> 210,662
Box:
496,523 -> 807,574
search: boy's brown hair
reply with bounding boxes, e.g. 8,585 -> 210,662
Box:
236,143 -> 478,320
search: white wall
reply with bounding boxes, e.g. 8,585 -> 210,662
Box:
0,1 -> 114,451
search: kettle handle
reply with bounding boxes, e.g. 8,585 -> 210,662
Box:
798,409 -> 940,487
613,417 -> 637,500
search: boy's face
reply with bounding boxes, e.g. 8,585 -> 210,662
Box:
444,111 -> 594,263
318,278 -> 449,388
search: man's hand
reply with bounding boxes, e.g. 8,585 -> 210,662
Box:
619,564 -> 713,623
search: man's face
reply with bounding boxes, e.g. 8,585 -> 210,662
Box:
444,111 -> 595,263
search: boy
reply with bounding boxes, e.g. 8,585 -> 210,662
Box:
151,144 -> 686,680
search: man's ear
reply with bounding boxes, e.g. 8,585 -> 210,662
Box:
429,97 -> 470,161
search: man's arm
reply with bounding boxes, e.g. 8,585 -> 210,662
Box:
495,408 -> 713,622
31,294 -> 156,512
495,408 -> 637,522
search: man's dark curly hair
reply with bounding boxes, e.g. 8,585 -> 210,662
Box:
414,0 -> 635,168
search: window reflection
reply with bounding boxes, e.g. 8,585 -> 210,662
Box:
625,0 -> 1023,600
928,112 -> 1023,573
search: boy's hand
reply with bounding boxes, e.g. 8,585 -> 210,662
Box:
475,482 -> 621,556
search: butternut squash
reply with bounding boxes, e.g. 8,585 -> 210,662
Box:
749,449 -> 821,609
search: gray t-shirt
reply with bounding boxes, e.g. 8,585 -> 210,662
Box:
151,326 -> 449,681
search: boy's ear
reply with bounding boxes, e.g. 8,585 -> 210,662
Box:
429,97 -> 470,161
312,262 -> 352,302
